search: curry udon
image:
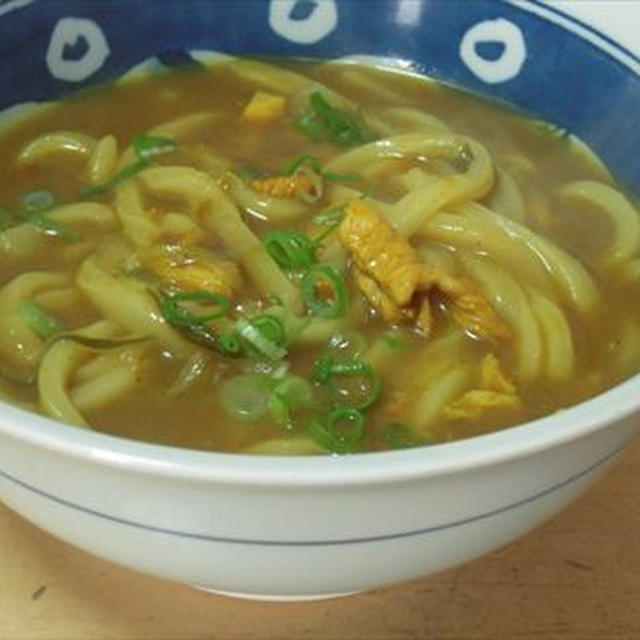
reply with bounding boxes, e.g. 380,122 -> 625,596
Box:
0,58 -> 638,454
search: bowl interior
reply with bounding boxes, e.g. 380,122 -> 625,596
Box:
0,0 -> 639,475
2,0 -> 640,192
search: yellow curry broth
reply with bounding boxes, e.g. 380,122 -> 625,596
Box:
0,60 -> 636,453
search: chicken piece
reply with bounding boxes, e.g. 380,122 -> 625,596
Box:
444,389 -> 521,420
480,353 -> 516,394
339,199 -> 421,306
251,174 -> 317,200
354,269 -> 409,325
418,269 -> 512,342
444,354 -> 520,420
140,246 -> 241,298
242,91 -> 286,123
339,199 -> 510,341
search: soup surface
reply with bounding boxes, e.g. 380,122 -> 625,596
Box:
0,58 -> 639,454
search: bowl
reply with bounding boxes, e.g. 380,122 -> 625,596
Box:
1,0 -> 640,600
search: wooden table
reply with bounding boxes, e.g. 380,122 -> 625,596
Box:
2,437 -> 640,640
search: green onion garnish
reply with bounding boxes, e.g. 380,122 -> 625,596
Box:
267,375 -> 315,429
282,154 -> 363,186
327,331 -> 367,363
300,264 -> 348,318
263,230 -> 318,270
312,205 -> 346,228
220,373 -> 277,421
263,213 -> 346,271
161,291 -> 231,328
282,154 -> 323,176
248,314 -> 287,347
132,133 -> 176,160
216,332 -> 245,357
322,171 -> 362,184
296,91 -> 378,147
221,372 -> 317,429
311,208 -> 346,245
81,133 -> 175,198
157,293 -> 292,361
80,160 -> 151,198
314,355 -> 381,410
17,300 -> 64,339
308,407 -> 365,454
314,354 -> 335,385
1,189 -> 80,241
234,316 -> 287,361
177,324 -> 247,359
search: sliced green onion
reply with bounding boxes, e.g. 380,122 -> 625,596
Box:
161,301 -> 289,361
312,208 -> 346,245
282,154 -> 322,176
17,300 -> 64,339
263,230 -> 318,270
150,290 -> 243,358
313,356 -> 381,410
322,171 -> 362,184
132,133 -> 176,160
220,373 -> 276,421
80,159 -> 150,198
327,331 -> 367,362
161,291 -> 231,328
1,190 -> 80,241
248,314 -> 287,347
308,407 -> 365,454
296,91 -> 378,148
216,332 -> 245,357
282,155 -> 362,192
234,317 -> 287,360
327,360 -> 371,376
267,375 -> 315,429
314,354 -> 334,385
296,111 -> 328,141
81,133 -> 176,198
173,324 -> 247,359
300,264 -> 347,318
313,205 -> 346,228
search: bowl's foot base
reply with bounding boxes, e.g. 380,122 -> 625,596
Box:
194,586 -> 362,602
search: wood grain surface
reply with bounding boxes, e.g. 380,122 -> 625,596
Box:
1,436 -> 639,640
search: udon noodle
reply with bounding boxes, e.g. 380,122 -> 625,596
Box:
0,58 -> 638,454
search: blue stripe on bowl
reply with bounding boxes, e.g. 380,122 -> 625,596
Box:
524,0 -> 640,70
0,437 -> 630,547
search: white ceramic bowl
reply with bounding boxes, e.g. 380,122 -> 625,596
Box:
0,0 -> 639,600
